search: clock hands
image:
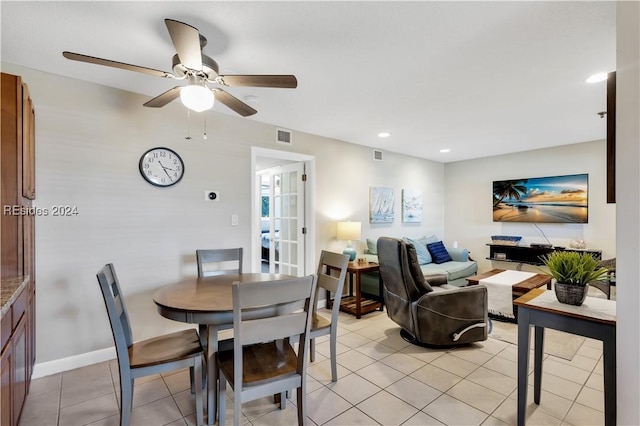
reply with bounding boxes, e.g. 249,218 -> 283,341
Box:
158,161 -> 174,181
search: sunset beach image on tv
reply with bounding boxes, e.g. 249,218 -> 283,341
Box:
493,174 -> 588,223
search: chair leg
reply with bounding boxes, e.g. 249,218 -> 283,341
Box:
119,375 -> 133,426
296,386 -> 305,425
330,333 -> 338,382
310,337 -> 315,363
279,391 -> 286,409
194,357 -> 203,426
218,373 -> 226,426
233,387 -> 241,426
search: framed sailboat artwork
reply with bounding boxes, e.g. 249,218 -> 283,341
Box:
402,189 -> 423,223
370,186 -> 394,223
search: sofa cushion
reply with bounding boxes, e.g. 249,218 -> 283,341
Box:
421,261 -> 477,282
366,238 -> 378,255
406,243 -> 432,293
426,241 -> 453,264
404,237 -> 432,265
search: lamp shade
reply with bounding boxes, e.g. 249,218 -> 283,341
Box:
336,221 -> 362,241
180,84 -> 215,112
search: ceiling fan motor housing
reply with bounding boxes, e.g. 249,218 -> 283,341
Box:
172,54 -> 219,80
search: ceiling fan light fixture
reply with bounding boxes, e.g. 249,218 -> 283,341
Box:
180,84 -> 214,112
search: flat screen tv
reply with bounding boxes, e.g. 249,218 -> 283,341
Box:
493,173 -> 588,223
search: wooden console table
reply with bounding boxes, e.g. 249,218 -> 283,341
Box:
514,289 -> 616,426
487,244 -> 602,269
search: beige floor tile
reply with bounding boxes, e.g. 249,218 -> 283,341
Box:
411,364 -> 462,393
481,415 -> 511,426
548,353 -> 599,372
60,373 -> 115,408
400,344 -> 447,364
403,410 -> 445,425
449,346 -> 494,365
354,325 -> 388,340
483,355 -> 518,379
516,387 -> 573,421
230,394 -> 279,421
564,402 -> 604,426
375,330 -> 412,351
132,378 -> 171,408
20,387 -> 60,422
385,376 -> 441,410
356,361 -> 405,388
529,371 -> 582,401
322,407 -> 377,425
27,373 -> 61,396
306,387 -> 352,425
128,396 -> 183,426
479,337 -> 511,355
336,348 -> 377,372
172,388 -> 199,417
58,392 -> 119,425
584,371 -> 604,392
431,353 -> 480,377
379,351 -> 426,375
423,394 -> 488,426
576,344 -> 603,360
542,358 -> 590,385
307,357 -> 350,384
492,394 -> 564,426
15,406 -> 59,426
250,402 -> 306,426
354,339 -> 398,360
337,331 -> 372,348
313,339 -> 351,359
575,386 -> 604,412
163,368 -> 191,394
356,390 -> 418,425
446,379 -> 507,414
326,372 -> 382,405
466,366 -> 516,396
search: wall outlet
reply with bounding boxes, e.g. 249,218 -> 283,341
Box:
231,214 -> 239,226
205,191 -> 219,201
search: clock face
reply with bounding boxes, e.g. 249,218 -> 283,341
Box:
139,147 -> 185,187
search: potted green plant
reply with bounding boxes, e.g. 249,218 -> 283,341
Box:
540,251 -> 608,306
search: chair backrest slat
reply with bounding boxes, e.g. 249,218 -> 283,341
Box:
314,251 -> 349,317
231,275 -> 317,391
96,263 -> 133,367
197,248 -> 243,277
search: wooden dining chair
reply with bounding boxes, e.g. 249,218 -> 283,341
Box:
216,275 -> 318,426
196,248 -> 243,277
309,250 -> 350,382
96,264 -> 204,426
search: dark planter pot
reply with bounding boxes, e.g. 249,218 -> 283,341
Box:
554,282 -> 589,306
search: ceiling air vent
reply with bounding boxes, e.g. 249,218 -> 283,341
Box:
373,149 -> 384,161
276,128 -> 292,145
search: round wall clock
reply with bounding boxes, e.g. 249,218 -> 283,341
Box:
139,147 -> 185,187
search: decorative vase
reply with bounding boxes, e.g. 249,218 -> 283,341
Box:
554,282 -> 589,306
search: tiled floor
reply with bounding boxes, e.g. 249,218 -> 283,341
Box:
19,306 -> 608,426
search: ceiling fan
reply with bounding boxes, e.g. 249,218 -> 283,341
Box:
63,19 -> 297,116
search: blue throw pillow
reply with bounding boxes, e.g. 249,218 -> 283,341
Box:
426,241 -> 453,264
405,237 -> 432,265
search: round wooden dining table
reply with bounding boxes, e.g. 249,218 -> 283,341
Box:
153,272 -> 295,426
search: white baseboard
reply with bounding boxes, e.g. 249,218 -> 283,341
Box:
32,347 -> 116,379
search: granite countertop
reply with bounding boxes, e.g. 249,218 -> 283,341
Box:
1,276 -> 29,319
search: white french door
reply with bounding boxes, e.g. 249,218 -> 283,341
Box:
260,162 -> 306,276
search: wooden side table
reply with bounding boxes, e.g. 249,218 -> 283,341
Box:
327,262 -> 382,319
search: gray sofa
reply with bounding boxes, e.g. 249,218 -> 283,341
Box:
360,236 -> 478,296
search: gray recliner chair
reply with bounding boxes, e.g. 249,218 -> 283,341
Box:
377,237 -> 489,346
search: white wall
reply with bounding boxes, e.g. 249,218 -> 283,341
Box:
615,1 -> 639,423
1,63 -> 444,367
444,140 -> 616,274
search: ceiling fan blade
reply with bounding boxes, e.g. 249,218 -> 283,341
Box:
143,87 -> 182,108
213,89 -> 257,117
164,19 -> 203,71
62,51 -> 173,78
218,75 -> 298,88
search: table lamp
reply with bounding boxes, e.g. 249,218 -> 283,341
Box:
336,221 -> 361,261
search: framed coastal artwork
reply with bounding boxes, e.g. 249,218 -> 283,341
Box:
369,186 -> 394,223
492,173 -> 588,223
402,189 -> 423,223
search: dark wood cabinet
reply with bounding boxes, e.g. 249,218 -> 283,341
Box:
487,244 -> 602,266
1,72 -> 36,426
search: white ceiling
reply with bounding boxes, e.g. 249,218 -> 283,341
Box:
1,1 -> 616,163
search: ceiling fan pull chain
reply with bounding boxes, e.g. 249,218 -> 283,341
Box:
185,108 -> 192,140
203,113 -> 208,140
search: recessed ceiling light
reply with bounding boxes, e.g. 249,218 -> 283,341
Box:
377,132 -> 391,138
586,72 -> 608,83
440,149 -> 451,153
244,95 -> 260,104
